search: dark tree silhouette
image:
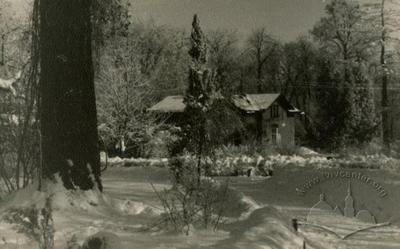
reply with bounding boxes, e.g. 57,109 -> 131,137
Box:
247,28 -> 278,143
39,0 -> 102,190
184,14 -> 210,182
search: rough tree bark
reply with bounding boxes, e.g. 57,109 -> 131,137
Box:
39,0 -> 102,190
380,0 -> 391,152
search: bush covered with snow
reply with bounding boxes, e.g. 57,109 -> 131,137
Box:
103,145 -> 400,176
105,156 -> 169,168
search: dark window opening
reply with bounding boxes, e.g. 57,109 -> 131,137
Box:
271,124 -> 279,145
270,105 -> 279,118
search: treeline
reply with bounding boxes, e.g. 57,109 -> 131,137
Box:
95,0 -> 400,154
0,0 -> 398,194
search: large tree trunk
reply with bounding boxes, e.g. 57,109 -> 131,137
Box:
39,0 -> 102,190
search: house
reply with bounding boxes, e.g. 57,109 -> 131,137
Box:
147,93 -> 301,147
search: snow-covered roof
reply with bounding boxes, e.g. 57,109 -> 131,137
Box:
147,95 -> 186,113
231,94 -> 280,112
147,93 -> 300,113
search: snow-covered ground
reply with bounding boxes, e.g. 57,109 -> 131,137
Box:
0,167 -> 305,249
0,166 -> 400,248
228,167 -> 400,249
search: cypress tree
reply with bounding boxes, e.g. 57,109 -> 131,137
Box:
345,62 -> 378,144
184,14 -> 214,180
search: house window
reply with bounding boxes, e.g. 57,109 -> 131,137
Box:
270,104 -> 279,118
271,124 -> 279,145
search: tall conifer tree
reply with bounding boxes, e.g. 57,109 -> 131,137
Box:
184,15 -> 214,180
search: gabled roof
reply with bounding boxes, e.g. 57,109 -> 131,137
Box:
147,93 -> 300,113
231,94 -> 280,112
147,95 -> 186,113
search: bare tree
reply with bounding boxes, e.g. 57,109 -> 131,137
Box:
312,0 -> 375,82
95,21 -> 188,157
280,37 -> 317,131
207,30 -> 240,95
247,28 -> 279,142
96,38 -> 162,157
363,0 -> 400,151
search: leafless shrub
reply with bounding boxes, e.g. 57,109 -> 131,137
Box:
4,195 -> 55,249
151,159 -> 239,235
0,69 -> 39,195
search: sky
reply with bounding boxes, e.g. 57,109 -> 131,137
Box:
9,0 -> 394,42
130,0 -> 328,41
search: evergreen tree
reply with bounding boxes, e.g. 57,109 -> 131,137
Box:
313,58 -> 347,147
312,0 -> 377,147
346,62 -> 378,144
180,14 -> 242,180
184,14 -> 215,179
